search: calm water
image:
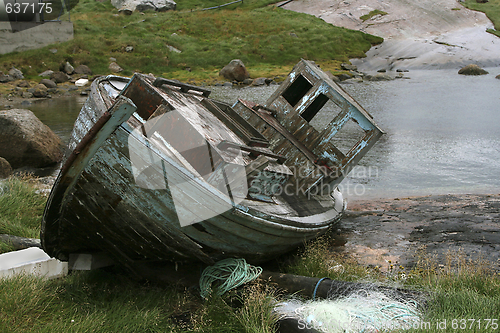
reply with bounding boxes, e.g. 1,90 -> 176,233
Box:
26,69 -> 500,200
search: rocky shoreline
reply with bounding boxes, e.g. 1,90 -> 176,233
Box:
333,193 -> 500,272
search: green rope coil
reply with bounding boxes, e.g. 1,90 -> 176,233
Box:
199,258 -> 263,299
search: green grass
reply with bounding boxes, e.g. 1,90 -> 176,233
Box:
3,178 -> 498,332
0,0 -> 382,84
360,9 -> 388,22
0,177 -> 47,251
462,0 -> 500,38
0,268 -> 278,333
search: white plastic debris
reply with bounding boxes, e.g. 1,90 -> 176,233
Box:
0,247 -> 68,280
75,78 -> 89,87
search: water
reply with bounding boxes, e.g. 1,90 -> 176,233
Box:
25,96 -> 87,145
25,69 -> 500,200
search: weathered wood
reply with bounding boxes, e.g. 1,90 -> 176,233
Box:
42,60 -> 383,270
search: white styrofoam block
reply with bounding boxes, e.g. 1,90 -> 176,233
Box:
75,78 -> 89,87
0,247 -> 68,280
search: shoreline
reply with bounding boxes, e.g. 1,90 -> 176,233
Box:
334,193 -> 500,272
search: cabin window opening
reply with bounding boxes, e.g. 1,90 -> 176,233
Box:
330,118 -> 366,155
282,75 -> 312,107
300,93 -> 329,123
308,100 -> 342,132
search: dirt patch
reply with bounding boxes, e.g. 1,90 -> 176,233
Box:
330,194 -> 500,271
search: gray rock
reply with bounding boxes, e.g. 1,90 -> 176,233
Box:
39,70 -> 54,77
341,77 -> 363,84
32,84 -> 49,98
242,78 -> 253,85
49,49 -> 58,54
51,71 -> 71,83
74,65 -> 93,75
9,68 -> 24,80
222,82 -> 233,87
0,156 -> 12,179
0,109 -> 63,168
112,0 -> 176,12
341,63 -> 357,71
166,45 -> 181,53
366,73 -> 394,81
219,59 -> 250,82
40,79 -> 57,89
22,91 -> 33,99
109,62 -> 123,73
251,77 -> 267,86
109,57 -> 117,62
290,32 -> 298,38
0,73 -> 14,83
17,81 -> 30,88
63,62 -> 74,75
326,71 -> 340,82
337,73 -> 352,81
458,64 -> 489,75
125,46 -> 134,52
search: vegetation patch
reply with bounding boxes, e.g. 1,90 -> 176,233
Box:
0,176 -> 46,252
360,9 -> 388,22
0,0 -> 382,84
462,0 -> 500,38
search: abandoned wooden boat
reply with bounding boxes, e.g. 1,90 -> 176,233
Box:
41,60 -> 383,268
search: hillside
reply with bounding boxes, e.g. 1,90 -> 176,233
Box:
0,0 -> 382,84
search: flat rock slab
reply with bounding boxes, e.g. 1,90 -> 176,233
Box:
332,194 -> 500,272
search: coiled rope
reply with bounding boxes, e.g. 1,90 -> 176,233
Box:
199,258 -> 263,299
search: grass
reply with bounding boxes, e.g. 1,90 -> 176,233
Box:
286,236 -> 500,332
0,176 -> 47,251
360,9 -> 388,22
462,0 -> 500,38
0,267 -> 278,333
0,0 -> 383,85
2,178 -> 499,332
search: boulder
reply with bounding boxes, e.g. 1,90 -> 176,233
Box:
74,65 -> 93,75
109,62 -> 123,73
32,84 -> 48,98
251,77 -> 267,86
17,81 -> 30,88
0,72 -> 14,83
8,68 -> 24,80
50,71 -> 71,83
0,109 -> 63,169
0,156 -> 12,179
40,79 -> 57,89
112,0 -> 176,12
337,73 -> 352,81
39,70 -> 54,77
341,63 -> 357,71
63,62 -> 74,75
458,64 -> 488,75
219,59 -> 250,82
366,73 -> 394,81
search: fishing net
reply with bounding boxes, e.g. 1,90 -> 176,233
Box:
275,280 -> 423,332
